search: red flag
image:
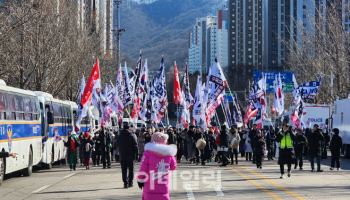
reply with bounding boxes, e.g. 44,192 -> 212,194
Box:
173,62 -> 182,105
243,106 -> 258,126
81,59 -> 100,107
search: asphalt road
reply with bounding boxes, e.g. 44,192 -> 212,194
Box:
0,156 -> 350,200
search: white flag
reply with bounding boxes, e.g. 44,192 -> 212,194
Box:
274,73 -> 284,116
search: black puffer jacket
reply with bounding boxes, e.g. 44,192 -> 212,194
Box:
330,134 -> 343,156
307,129 -> 324,157
118,128 -> 138,161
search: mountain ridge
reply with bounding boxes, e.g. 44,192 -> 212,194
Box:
119,0 -> 219,71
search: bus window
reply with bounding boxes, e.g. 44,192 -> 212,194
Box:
0,92 -> 5,112
0,92 -> 5,119
46,104 -> 54,124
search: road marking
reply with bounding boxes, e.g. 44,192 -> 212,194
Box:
240,166 -> 305,200
214,185 -> 224,197
32,185 -> 50,194
32,172 -> 77,194
63,173 -> 77,179
183,183 -> 195,200
233,169 -> 283,200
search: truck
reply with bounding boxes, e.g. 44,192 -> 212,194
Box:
332,98 -> 350,158
300,104 -> 331,131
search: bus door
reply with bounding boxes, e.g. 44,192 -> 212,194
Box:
45,102 -> 54,138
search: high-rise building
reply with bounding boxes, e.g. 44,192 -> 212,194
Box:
228,0 -> 265,91
188,16 -> 216,75
206,16 -> 218,74
343,0 -> 350,31
78,0 -> 114,58
217,9 -> 229,71
188,10 -> 229,75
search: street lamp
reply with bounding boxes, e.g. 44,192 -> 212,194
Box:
113,0 -> 124,66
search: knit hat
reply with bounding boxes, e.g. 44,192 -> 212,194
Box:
83,132 -> 90,139
151,131 -> 169,144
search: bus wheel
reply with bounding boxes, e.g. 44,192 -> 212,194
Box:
22,149 -> 33,177
0,157 -> 5,186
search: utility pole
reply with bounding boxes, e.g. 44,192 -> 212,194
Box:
113,0 -> 125,69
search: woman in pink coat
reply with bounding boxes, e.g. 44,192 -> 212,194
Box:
137,131 -> 177,200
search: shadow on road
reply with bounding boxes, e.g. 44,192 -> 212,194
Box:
36,187 -> 125,194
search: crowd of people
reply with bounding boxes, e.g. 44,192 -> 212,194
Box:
50,119 -> 346,200
64,120 -> 344,188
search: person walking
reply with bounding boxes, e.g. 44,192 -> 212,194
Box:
238,128 -> 246,157
193,127 -> 203,165
230,127 -> 241,165
81,132 -> 94,170
294,128 -> 307,170
185,126 -> 196,163
266,126 -> 276,160
308,124 -> 325,172
166,127 -> 177,145
176,128 -> 185,162
118,123 -> 138,188
99,127 -> 113,169
64,131 -> 80,171
218,125 -> 230,166
92,131 -> 101,166
276,123 -> 295,178
243,131 -> 253,161
330,128 -> 342,170
249,124 -> 258,164
137,128 -> 146,162
78,132 -> 84,167
255,130 -> 266,169
137,132 -> 177,200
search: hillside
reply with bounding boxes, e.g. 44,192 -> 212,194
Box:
119,0 -> 220,71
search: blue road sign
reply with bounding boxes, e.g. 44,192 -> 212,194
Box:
253,71 -> 294,93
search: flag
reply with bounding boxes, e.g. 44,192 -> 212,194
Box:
183,63 -> 194,109
192,76 -> 203,126
179,90 -> 190,129
76,59 -> 101,128
139,61 -> 150,121
299,81 -> 321,101
243,103 -> 258,126
131,54 -> 144,121
140,83 -> 152,121
123,62 -> 133,106
140,59 -> 149,94
232,93 -> 243,127
111,65 -> 125,114
78,76 -> 85,103
291,74 -> 304,128
205,60 -> 228,122
274,73 -> 284,116
173,62 -> 182,105
223,96 -> 232,127
150,57 -> 168,124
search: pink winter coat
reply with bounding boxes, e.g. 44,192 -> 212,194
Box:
137,143 -> 177,200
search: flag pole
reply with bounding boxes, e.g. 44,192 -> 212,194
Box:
215,112 -> 221,127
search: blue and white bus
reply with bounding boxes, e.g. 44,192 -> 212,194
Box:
78,106 -> 101,135
0,80 -> 42,185
35,92 -> 77,168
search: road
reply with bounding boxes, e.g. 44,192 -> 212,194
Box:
0,157 -> 350,200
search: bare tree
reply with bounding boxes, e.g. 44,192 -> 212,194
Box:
287,2 -> 350,103
0,0 -> 114,101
